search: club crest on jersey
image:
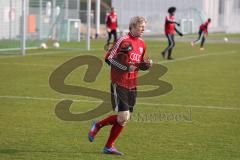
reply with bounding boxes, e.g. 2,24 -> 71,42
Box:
110,16 -> 117,22
139,47 -> 143,53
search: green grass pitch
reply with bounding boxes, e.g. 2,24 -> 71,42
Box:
0,39 -> 240,160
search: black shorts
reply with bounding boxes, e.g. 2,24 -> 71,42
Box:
111,83 -> 137,112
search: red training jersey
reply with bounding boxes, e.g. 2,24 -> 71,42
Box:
105,32 -> 146,89
200,21 -> 210,34
165,15 -> 175,34
106,11 -> 118,30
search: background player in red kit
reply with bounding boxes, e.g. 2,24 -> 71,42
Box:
106,7 -> 118,45
161,7 -> 183,60
191,18 -> 211,50
88,16 -> 152,155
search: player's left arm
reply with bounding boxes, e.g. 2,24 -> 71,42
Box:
116,18 -> 118,28
205,30 -> 208,36
174,27 -> 183,36
166,17 -> 180,26
138,43 -> 152,71
205,25 -> 209,36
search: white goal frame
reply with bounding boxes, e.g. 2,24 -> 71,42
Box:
181,19 -> 194,34
66,19 -> 81,42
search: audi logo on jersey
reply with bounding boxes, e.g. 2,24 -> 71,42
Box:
130,52 -> 141,62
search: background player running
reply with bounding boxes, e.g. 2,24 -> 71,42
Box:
161,7 -> 183,60
88,16 -> 152,155
191,18 -> 211,50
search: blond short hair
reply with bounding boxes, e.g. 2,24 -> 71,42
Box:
129,16 -> 147,30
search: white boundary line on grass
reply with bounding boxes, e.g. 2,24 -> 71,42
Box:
0,50 -> 67,59
0,50 -> 237,67
0,47 -> 38,51
137,102 -> 240,111
0,62 -> 56,67
0,95 -> 239,111
0,49 -> 103,59
0,95 -> 102,103
158,50 -> 237,64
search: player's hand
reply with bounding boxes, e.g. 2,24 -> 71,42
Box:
107,28 -> 111,32
149,59 -> 153,66
179,33 -> 183,37
128,64 -> 138,72
139,59 -> 152,71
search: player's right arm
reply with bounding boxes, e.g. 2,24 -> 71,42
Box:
106,16 -> 111,32
105,38 -> 133,71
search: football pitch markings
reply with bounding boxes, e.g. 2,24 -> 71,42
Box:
0,50 -> 238,112
0,95 -> 239,111
0,48 -> 103,59
0,62 -> 56,67
0,50 -> 237,67
0,50 -> 66,59
158,50 -> 237,64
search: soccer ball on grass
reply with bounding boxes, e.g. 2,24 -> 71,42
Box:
53,42 -> 60,48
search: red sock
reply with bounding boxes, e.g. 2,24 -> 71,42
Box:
96,115 -> 118,128
105,123 -> 124,148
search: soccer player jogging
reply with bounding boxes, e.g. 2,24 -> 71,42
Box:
88,16 -> 152,155
106,7 -> 118,45
161,7 -> 183,60
191,18 -> 211,50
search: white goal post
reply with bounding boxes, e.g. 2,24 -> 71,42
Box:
66,19 -> 81,42
181,19 -> 194,34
